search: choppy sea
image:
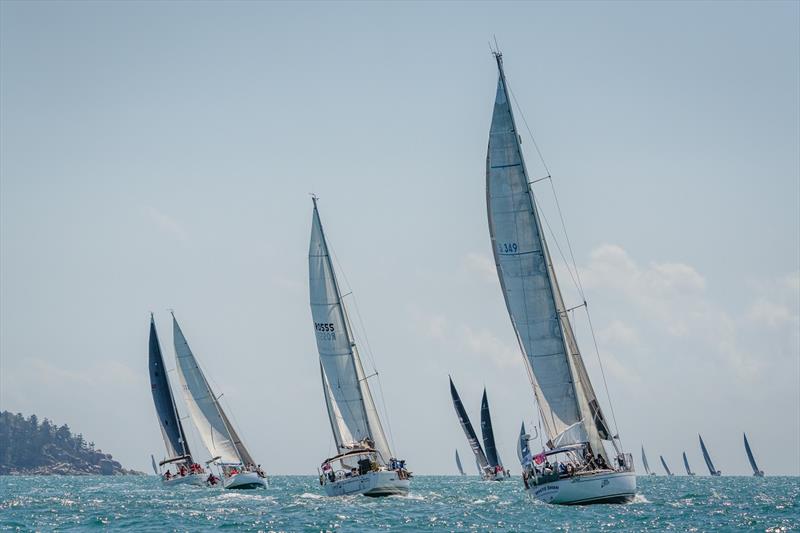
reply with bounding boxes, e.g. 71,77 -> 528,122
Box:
1,475 -> 797,531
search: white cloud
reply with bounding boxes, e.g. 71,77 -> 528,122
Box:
144,206 -> 188,243
457,324 -> 519,369
462,252 -> 497,283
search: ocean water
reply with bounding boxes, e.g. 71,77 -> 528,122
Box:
1,475 -> 797,531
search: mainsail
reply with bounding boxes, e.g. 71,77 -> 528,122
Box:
455,450 -> 465,476
660,455 -> 673,476
699,434 -> 720,476
744,433 -> 763,476
308,198 -> 392,465
641,446 -> 653,475
449,377 -> 490,471
173,314 -> 255,466
682,452 -> 695,476
480,389 -> 502,468
517,421 -> 532,466
485,52 -> 611,460
149,315 -> 192,463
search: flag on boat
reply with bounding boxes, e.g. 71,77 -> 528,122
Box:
534,452 -> 546,465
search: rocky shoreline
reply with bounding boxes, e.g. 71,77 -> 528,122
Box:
1,461 -> 145,476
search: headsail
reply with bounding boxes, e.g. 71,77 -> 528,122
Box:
744,433 -> 763,476
149,315 -> 192,463
641,446 -> 653,475
682,452 -> 695,476
309,198 -> 392,464
699,434 -> 720,476
480,389 -> 503,468
173,314 -> 254,466
485,52 -> 610,460
449,377 -> 490,471
455,450 -> 465,476
660,455 -> 673,476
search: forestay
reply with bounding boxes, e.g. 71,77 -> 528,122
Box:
173,315 -> 254,466
308,199 -> 392,465
148,315 -> 192,463
485,52 -> 610,458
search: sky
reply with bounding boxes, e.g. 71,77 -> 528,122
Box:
1,1 -> 798,476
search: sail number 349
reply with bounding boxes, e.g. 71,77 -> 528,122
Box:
499,242 -> 518,254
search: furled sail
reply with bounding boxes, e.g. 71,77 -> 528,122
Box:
308,198 -> 392,465
641,446 -> 653,475
699,434 -> 720,476
455,450 -> 465,476
149,315 -> 192,463
660,455 -> 673,476
173,314 -> 252,465
744,433 -> 763,476
682,452 -> 694,476
449,377 -> 490,471
480,389 -> 502,468
485,52 -> 609,459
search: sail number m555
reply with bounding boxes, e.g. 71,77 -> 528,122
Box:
498,242 -> 518,254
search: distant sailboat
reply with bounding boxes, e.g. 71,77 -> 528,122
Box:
641,446 -> 656,476
486,50 -> 635,505
309,198 -> 410,497
172,313 -> 267,489
744,433 -> 764,477
449,377 -> 497,480
455,450 -> 466,476
682,452 -> 696,476
660,455 -> 674,476
480,389 -> 508,480
517,422 -> 531,466
699,434 -> 721,476
148,315 -> 205,487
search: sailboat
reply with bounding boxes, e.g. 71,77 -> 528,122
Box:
449,377 -> 500,480
682,452 -> 696,476
172,314 -> 267,489
455,450 -> 466,476
641,446 -> 656,476
148,314 -> 205,486
744,433 -> 764,477
480,389 -> 509,479
660,456 -> 674,476
517,422 -> 531,466
309,198 -> 410,497
699,434 -> 722,476
486,51 -> 636,505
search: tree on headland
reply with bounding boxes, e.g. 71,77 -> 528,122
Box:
0,411 -> 141,475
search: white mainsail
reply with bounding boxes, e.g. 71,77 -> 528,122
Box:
486,53 -> 611,460
173,314 -> 255,466
309,198 -> 392,465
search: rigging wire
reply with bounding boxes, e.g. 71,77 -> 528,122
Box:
328,245 -> 398,456
506,72 -> 623,447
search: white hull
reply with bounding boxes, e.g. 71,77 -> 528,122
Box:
223,471 -> 267,490
323,470 -> 410,497
161,473 -> 206,487
484,471 -> 507,481
526,471 -> 636,505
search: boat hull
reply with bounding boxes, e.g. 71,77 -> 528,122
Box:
526,471 -> 636,505
323,470 -> 410,497
224,471 -> 267,490
754,471 -> 765,477
161,473 -> 206,487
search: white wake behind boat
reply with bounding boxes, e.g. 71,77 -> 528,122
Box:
485,51 -> 636,505
309,198 -> 410,497
172,314 -> 267,490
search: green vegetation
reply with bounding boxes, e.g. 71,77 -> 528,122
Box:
0,411 -> 141,475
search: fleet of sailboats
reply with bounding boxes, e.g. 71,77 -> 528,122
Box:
309,197 -> 410,497
141,48 -> 771,498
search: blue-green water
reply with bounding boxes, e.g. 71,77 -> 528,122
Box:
1,475 -> 797,531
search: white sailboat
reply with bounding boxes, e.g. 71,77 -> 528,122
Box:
172,313 -> 267,490
148,315 -> 206,487
486,51 -> 636,505
309,197 -> 410,497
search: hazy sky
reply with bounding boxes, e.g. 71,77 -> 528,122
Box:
1,1 -> 798,476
